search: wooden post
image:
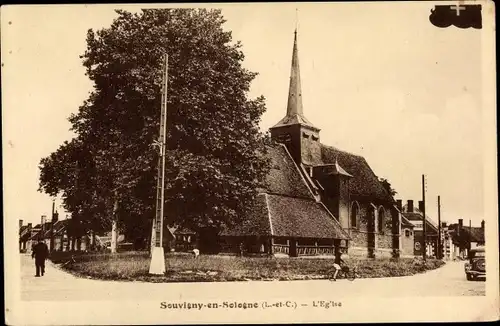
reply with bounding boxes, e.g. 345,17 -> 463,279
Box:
50,200 -> 55,252
437,196 -> 441,259
111,190 -> 119,253
422,175 -> 426,262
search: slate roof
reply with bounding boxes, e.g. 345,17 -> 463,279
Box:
221,193 -> 272,237
465,226 -> 485,243
222,143 -> 349,240
221,194 -> 349,240
400,215 -> 414,228
448,224 -> 485,243
318,145 -> 393,202
53,220 -> 69,236
29,224 -> 45,240
272,114 -> 318,131
19,225 -> 29,236
263,144 -> 314,200
402,212 -> 439,233
267,194 -> 348,239
19,225 -> 33,241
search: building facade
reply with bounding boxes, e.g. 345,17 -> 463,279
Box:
221,30 -> 411,258
400,199 -> 439,258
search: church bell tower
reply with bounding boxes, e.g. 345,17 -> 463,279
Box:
269,29 -> 321,166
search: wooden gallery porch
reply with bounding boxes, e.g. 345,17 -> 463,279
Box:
220,193 -> 350,257
219,235 -> 347,257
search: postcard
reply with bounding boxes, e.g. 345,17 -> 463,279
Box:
3,1 -> 498,325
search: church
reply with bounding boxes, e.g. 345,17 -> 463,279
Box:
220,29 -> 410,258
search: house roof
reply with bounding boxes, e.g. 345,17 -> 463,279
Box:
19,225 -> 29,235
221,193 -> 349,240
263,144 -> 315,200
53,220 -> 69,236
318,145 -> 393,202
267,194 -> 349,239
29,222 -> 48,240
402,212 -> 439,233
19,225 -> 33,241
466,226 -> 485,242
401,215 -> 414,228
448,224 -> 485,243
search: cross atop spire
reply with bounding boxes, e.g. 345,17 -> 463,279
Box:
271,28 -> 318,131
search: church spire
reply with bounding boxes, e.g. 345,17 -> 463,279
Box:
271,29 -> 318,130
287,29 -> 304,117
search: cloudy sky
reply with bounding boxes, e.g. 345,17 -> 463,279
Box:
2,3 -> 493,228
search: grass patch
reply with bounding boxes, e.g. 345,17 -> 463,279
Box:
50,251 -> 445,282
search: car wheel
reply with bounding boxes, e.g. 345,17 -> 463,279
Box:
466,274 -> 473,281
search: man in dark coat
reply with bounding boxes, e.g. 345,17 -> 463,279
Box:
32,239 -> 49,277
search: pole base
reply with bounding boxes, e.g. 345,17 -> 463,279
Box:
149,246 -> 166,275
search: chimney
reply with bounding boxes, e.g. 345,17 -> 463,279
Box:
28,223 -> 32,229
396,199 -> 402,211
19,219 -> 23,229
441,222 -> 447,228
407,200 -> 414,213
481,220 -> 485,229
418,200 -> 424,213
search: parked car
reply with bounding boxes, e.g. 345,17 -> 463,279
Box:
464,247 -> 485,281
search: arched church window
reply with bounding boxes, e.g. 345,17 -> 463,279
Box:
378,206 -> 386,233
350,201 -> 359,228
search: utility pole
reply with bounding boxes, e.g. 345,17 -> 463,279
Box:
149,53 -> 169,275
437,196 -> 441,259
422,174 -> 426,262
469,219 -> 472,253
50,199 -> 55,252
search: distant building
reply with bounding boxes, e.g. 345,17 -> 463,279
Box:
395,205 -> 416,258
22,215 -> 107,252
446,219 -> 485,259
19,220 -> 34,253
400,199 -> 439,258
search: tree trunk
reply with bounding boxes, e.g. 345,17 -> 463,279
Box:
111,191 -> 119,254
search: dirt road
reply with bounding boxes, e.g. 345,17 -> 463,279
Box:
20,253 -> 485,301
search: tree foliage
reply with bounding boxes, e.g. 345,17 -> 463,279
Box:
38,9 -> 270,241
380,178 -> 397,198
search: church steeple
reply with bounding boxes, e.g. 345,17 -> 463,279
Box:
271,29 -> 318,131
287,29 -> 304,117
269,27 -> 322,167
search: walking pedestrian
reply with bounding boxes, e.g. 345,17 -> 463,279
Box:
32,238 -> 49,277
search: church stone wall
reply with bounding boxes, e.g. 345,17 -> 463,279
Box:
354,203 -> 370,232
350,230 -> 368,247
347,201 -> 406,258
376,233 -> 392,249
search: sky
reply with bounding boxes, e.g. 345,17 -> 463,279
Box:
2,3 -> 493,228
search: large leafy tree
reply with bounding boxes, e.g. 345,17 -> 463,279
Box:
39,9 -> 270,245
379,178 -> 397,198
